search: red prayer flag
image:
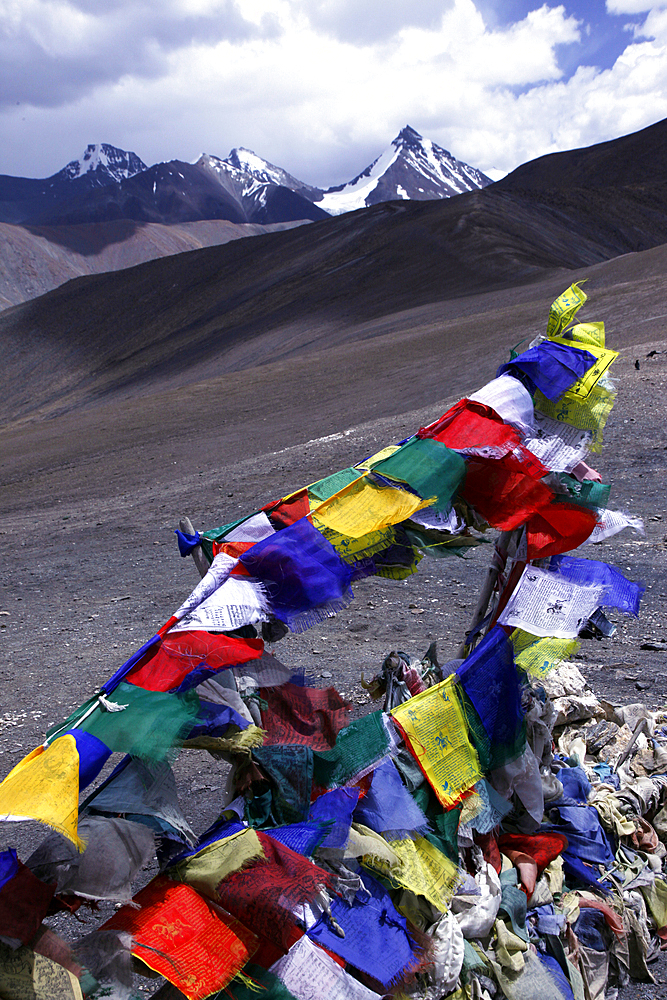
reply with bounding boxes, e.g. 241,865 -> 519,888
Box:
417,399 -> 522,456
525,502 -> 598,559
124,631 -> 264,692
102,877 -> 256,1000
260,683 -> 352,750
461,452 -> 553,530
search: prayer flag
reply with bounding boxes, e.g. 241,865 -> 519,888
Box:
102,876 -> 257,1000
0,736 -> 83,849
392,677 -> 483,808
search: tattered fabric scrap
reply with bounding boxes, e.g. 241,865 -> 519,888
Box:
392,676 -> 482,808
525,502 -> 598,559
498,565 -> 604,639
252,745 -> 314,825
308,468 -> 362,501
102,876 -> 257,1000
222,962 -> 300,1000
263,820 -> 332,856
171,575 -> 270,633
534,381 -> 616,453
307,870 -> 422,988
0,736 -> 83,849
369,834 -> 462,911
353,758 -> 430,837
168,828 -> 266,901
309,787 -> 360,849
417,398 -> 523,459
216,832 -> 334,950
369,436 -> 466,511
510,631 -> 580,679
312,711 -> 396,790
0,857 -> 55,945
239,517 -> 354,632
26,816 -> 154,903
469,374 -> 535,434
260,682 -> 352,750
311,475 -> 431,537
270,934 -> 381,1000
546,282 -> 587,339
85,757 -> 195,846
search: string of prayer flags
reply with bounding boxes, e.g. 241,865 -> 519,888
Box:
392,676 -> 483,808
56,683 -> 200,762
239,517 -> 354,632
307,870 -> 422,988
102,876 -> 257,1000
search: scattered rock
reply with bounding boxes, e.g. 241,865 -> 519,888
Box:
640,641 -> 667,651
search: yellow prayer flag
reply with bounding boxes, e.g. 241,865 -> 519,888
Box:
534,381 -> 616,452
391,676 -> 483,808
546,282 -> 587,339
383,836 -> 462,910
511,629 -> 579,679
0,735 -> 83,850
312,476 -> 433,538
355,445 -> 401,470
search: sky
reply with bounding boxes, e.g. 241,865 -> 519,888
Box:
2,0 -> 667,185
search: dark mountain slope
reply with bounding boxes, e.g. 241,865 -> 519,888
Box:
497,116 -> 667,191
3,167 -> 667,427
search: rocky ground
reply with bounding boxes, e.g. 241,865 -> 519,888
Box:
0,334 -> 665,997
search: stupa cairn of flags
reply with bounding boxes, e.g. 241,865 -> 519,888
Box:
0,282 -> 660,1000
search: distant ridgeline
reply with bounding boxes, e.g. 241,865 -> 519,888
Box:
0,283 -> 652,1000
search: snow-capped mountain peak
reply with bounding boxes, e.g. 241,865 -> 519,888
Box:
196,149 -> 322,201
57,143 -> 147,183
317,125 -> 492,215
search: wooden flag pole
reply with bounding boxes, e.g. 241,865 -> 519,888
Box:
179,516 -> 209,580
456,529 -> 515,658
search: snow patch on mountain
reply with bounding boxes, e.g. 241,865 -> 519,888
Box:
196,148 -> 322,202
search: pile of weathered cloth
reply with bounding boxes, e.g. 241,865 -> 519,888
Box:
0,282 -> 657,1000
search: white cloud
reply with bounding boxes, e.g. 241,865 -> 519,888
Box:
1,0 -> 667,186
